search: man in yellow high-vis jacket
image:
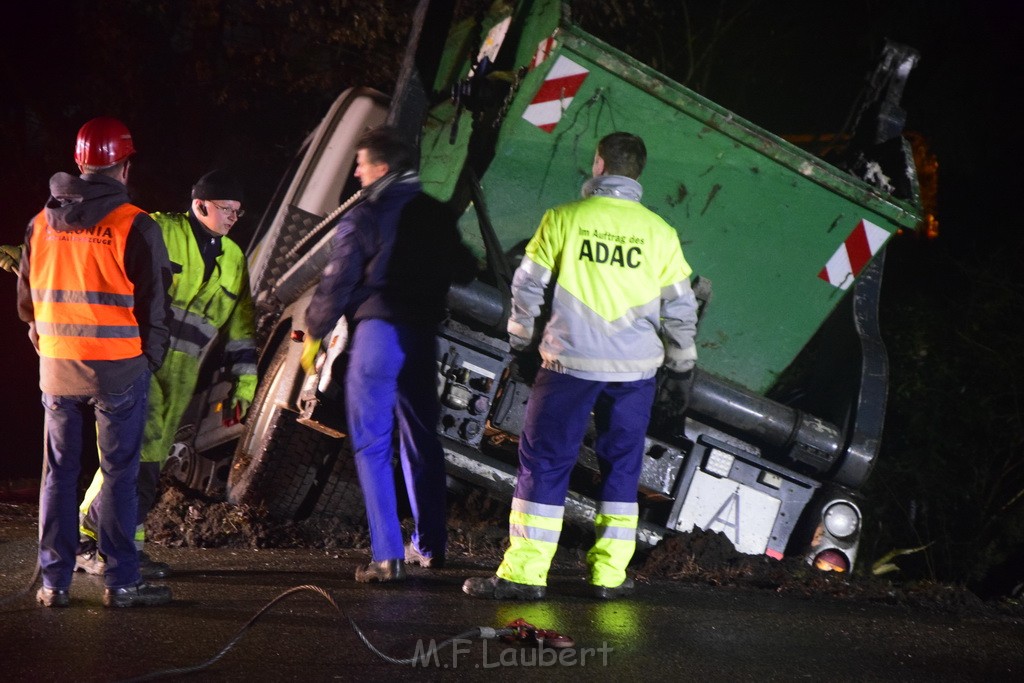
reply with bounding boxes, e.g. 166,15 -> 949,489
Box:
77,170 -> 257,578
463,132 -> 699,600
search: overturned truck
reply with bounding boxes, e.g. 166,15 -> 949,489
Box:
169,0 -> 924,572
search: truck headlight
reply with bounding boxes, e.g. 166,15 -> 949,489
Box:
823,501 -> 860,539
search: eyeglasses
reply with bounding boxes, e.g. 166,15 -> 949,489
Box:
208,201 -> 245,218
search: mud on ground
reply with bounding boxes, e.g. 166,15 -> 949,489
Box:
141,480 -> 1023,621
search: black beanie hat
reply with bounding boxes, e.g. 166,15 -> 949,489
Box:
191,169 -> 244,202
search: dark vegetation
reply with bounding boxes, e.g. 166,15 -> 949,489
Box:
1,0 -> 1021,596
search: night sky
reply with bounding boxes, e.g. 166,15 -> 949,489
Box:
0,0 -> 1021,482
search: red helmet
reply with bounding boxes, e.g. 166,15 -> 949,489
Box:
74,117 -> 136,167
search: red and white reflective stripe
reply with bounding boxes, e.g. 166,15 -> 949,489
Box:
521,55 -> 589,133
818,219 -> 890,290
531,36 -> 556,69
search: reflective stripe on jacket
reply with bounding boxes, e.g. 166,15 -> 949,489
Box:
508,189 -> 699,380
28,204 -> 143,360
153,212 -> 257,386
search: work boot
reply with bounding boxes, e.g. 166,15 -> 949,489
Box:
74,548 -> 105,576
354,559 -> 406,583
591,577 -> 635,600
139,550 -> 172,579
462,575 -> 545,600
76,548 -> 169,580
103,582 -> 173,608
36,586 -> 70,608
404,542 -> 445,568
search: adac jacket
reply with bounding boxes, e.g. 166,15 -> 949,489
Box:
508,175 -> 698,381
151,211 -> 257,399
305,171 -> 477,340
17,172 -> 172,395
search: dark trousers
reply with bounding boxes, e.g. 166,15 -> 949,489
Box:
345,319 -> 447,562
515,368 -> 656,506
38,370 -> 149,589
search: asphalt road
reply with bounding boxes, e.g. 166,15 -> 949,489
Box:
1,512 -> 1022,682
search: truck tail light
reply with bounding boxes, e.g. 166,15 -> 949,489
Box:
823,501 -> 860,539
813,549 -> 850,572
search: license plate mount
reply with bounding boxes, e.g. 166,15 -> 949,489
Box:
670,435 -> 820,559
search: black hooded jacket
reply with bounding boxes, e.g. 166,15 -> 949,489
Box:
17,172 -> 172,395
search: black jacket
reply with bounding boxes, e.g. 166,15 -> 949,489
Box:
306,172 -> 477,339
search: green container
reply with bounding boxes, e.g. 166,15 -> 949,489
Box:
420,1 -> 922,394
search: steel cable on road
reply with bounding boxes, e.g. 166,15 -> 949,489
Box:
118,582 -> 517,681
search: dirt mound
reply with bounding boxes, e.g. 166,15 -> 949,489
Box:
636,529 -> 1024,619
146,482 -> 368,551
637,525 -> 805,586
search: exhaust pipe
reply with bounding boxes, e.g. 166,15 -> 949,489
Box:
688,368 -> 842,473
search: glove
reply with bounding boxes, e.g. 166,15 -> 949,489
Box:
225,375 -> 256,425
656,369 -> 694,422
231,396 -> 252,420
0,244 -> 22,273
301,336 -> 322,374
508,332 -> 530,352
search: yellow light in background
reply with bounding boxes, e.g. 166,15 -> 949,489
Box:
906,131 -> 940,239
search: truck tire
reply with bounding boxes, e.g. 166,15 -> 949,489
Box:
309,438 -> 365,522
226,339 -> 340,520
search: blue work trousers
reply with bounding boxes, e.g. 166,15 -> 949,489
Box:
345,319 -> 447,562
515,368 -> 656,506
39,370 -> 149,589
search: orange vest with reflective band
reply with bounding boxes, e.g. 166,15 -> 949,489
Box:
29,204 -> 144,361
